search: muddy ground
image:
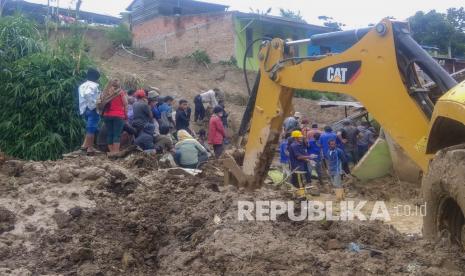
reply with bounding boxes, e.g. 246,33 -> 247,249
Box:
1,154 -> 464,276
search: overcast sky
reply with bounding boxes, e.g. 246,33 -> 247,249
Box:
28,0 -> 464,28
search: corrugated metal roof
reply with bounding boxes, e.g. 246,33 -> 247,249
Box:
234,12 -> 334,32
127,0 -> 229,11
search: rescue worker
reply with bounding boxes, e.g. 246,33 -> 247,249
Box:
320,126 -> 337,157
279,133 -> 291,178
326,139 -> 346,200
341,119 -> 359,165
308,132 -> 324,186
357,121 -> 375,160
288,130 -> 313,188
306,123 -> 323,141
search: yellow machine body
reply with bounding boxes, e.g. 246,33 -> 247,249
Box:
234,19 -> 465,188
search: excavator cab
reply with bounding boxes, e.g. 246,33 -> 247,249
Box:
224,19 -> 465,247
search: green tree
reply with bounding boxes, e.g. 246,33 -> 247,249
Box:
279,8 -> 305,22
446,7 -> 465,32
249,7 -> 272,16
409,9 -> 465,57
318,16 -> 345,30
0,15 -> 98,160
106,23 -> 132,46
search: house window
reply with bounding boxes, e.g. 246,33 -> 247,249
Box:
246,28 -> 253,58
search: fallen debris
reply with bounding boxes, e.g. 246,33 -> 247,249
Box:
0,154 -> 463,275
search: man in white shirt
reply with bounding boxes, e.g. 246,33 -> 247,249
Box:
78,68 -> 101,154
194,88 -> 223,122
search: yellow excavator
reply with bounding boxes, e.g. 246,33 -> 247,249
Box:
224,19 -> 465,246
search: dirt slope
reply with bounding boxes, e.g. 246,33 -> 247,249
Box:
0,155 -> 464,275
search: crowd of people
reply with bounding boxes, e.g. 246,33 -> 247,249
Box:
78,68 -> 377,189
279,112 -> 377,198
78,68 -> 228,169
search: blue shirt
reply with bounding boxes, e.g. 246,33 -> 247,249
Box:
152,105 -> 161,120
158,103 -> 172,116
279,141 -> 289,164
326,147 -> 346,175
320,131 -> 337,157
307,140 -> 322,161
289,141 -> 309,171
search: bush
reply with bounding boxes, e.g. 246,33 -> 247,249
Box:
0,16 -> 42,65
106,23 -> 132,47
188,49 -> 211,64
0,15 -> 99,160
294,89 -> 343,101
219,56 -> 237,66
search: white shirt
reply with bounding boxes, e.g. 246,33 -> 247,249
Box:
78,80 -> 100,115
200,90 -> 218,107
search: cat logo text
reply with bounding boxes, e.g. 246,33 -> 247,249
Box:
326,67 -> 348,83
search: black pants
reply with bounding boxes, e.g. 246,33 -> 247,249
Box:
194,95 -> 205,122
291,171 -> 311,188
213,144 -> 224,158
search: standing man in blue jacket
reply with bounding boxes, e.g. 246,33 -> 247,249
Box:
320,126 -> 337,157
288,130 -> 313,188
326,139 -> 347,200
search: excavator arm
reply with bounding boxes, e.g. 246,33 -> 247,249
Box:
227,19 -> 458,189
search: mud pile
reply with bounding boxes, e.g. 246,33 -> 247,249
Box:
0,154 -> 464,275
351,176 -> 421,202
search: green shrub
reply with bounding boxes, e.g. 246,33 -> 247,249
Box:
188,49 -> 211,64
219,56 -> 237,66
106,23 -> 132,47
0,15 -> 42,64
294,89 -> 343,101
0,15 -> 98,160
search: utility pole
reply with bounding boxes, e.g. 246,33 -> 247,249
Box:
55,0 -> 59,31
45,0 -> 50,36
76,0 -> 82,20
0,0 -> 7,18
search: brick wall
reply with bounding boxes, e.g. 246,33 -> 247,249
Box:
132,12 -> 236,62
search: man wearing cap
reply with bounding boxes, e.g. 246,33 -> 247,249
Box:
283,112 -> 302,133
288,130 -> 314,188
132,90 -> 153,135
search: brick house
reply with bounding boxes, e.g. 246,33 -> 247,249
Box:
127,0 -> 333,70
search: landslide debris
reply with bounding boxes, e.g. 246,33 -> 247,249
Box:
0,154 -> 464,275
